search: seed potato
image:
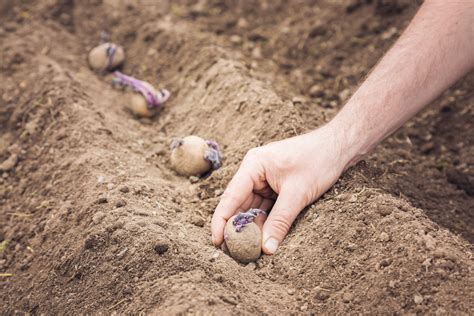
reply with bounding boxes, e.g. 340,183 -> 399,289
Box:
88,43 -> 125,72
224,215 -> 262,263
170,135 -> 212,176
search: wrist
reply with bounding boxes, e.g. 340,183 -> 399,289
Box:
325,106 -> 375,171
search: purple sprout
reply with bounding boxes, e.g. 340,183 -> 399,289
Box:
232,208 -> 267,232
105,44 -> 117,70
112,71 -> 170,108
204,140 -> 222,171
170,138 -> 184,150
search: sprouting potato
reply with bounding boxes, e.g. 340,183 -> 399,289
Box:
224,214 -> 262,263
170,135 -> 213,176
112,71 -> 170,118
125,81 -> 159,118
88,43 -> 125,72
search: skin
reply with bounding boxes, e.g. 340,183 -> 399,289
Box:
211,0 -> 474,255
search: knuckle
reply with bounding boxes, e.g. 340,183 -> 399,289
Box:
244,148 -> 261,162
269,213 -> 292,238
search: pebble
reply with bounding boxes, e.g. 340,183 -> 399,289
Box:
251,46 -> 262,59
0,154 -> 18,171
190,215 -> 205,227
115,199 -> 127,208
292,96 -> 306,105
210,251 -> 220,262
314,287 -> 330,301
342,292 -> 354,303
189,176 -> 199,184
116,247 -> 128,259
309,84 -> 324,97
107,183 -> 115,190
414,294 -> 423,304
379,258 -> 392,268
119,186 -> 130,193
230,35 -> 242,44
237,17 -> 249,28
287,288 -> 296,295
245,262 -> 257,271
154,242 -> 169,255
339,88 -> 351,102
379,232 -> 390,242
95,197 -> 108,204
97,176 -> 106,184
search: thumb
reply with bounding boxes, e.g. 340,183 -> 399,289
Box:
262,186 -> 305,255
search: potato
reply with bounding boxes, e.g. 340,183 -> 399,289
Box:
124,81 -> 159,118
224,215 -> 262,263
170,135 -> 212,176
88,43 -> 125,72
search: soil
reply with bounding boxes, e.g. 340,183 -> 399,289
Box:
1,0 -> 473,314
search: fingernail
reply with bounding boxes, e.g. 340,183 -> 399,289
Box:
264,237 -> 279,254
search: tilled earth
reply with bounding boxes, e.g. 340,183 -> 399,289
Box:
0,0 -> 473,314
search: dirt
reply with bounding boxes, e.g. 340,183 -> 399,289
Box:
1,0 -> 473,314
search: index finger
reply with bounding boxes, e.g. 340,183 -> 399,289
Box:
211,164 -> 254,246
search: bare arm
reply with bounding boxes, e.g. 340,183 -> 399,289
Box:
336,0 -> 474,168
211,0 -> 474,254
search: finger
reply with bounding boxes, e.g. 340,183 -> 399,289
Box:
211,166 -> 254,246
253,197 -> 274,229
248,195 -> 267,229
262,186 -> 305,255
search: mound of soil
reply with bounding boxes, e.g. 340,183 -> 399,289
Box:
1,0 -> 472,314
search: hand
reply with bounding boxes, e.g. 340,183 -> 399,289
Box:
211,124 -> 352,254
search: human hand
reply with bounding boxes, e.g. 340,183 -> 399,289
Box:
211,124 -> 353,255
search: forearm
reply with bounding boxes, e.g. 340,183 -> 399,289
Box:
331,0 -> 474,168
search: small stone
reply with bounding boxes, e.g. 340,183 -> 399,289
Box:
389,280 -> 396,288
246,262 -> 257,271
119,186 -> 130,193
220,295 -> 238,306
237,17 -> 249,28
314,287 -> 330,301
379,232 -> 390,242
210,251 -> 220,262
116,247 -> 128,259
379,258 -> 392,268
154,242 -> 169,255
97,176 -> 106,184
414,294 -> 423,304
251,46 -> 262,59
381,27 -> 398,40
342,292 -> 354,303
338,88 -> 351,102
0,154 -> 18,171
230,35 -> 242,44
214,189 -> 223,197
115,199 -> 127,208
189,176 -> 199,184
309,84 -> 324,97
147,48 -> 157,56
190,215 -> 205,227
123,285 -> 133,295
287,288 -> 296,295
300,304 -> 308,311
107,183 -> 115,190
378,205 -> 392,216
292,96 -> 306,105
95,197 -> 108,204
